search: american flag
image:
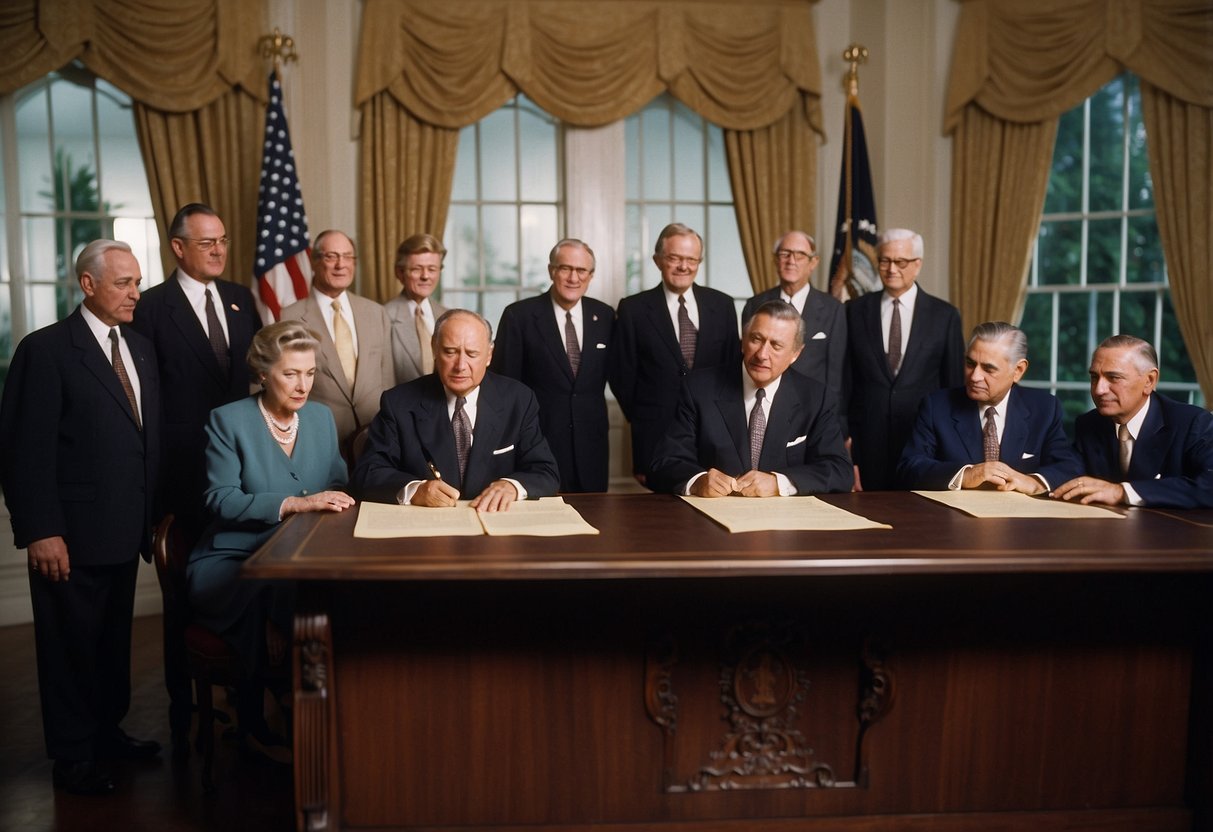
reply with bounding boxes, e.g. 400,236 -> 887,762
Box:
253,70 -> 311,323
827,88 -> 880,302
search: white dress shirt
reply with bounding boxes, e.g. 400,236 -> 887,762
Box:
663,285 -> 699,339
881,282 -> 918,359
781,283 -> 811,315
1119,396 -> 1152,506
552,298 -> 583,350
176,270 -> 230,346
80,304 -> 143,422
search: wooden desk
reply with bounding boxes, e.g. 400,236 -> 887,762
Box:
246,493 -> 1213,832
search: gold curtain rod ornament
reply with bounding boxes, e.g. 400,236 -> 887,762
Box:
843,44 -> 868,97
258,28 -> 299,71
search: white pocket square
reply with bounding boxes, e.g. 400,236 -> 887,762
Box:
595,343 -> 606,349
1021,452 -> 1035,459
811,331 -> 827,340
493,445 -> 514,455
786,435 -> 807,448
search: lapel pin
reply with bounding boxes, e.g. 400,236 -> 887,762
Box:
230,303 -> 240,312
592,314 -> 598,321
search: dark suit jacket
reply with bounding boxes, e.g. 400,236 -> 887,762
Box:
491,290 -> 615,492
0,308 -> 160,564
1074,393 -> 1213,508
647,365 -> 852,496
353,372 -> 560,502
844,287 -> 964,490
610,283 -> 739,476
131,271 -> 260,528
741,286 -> 846,423
897,385 -> 1083,490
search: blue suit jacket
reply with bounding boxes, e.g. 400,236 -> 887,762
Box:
610,283 -> 739,475
1074,393 -> 1213,508
897,385 -> 1083,490
353,372 -> 560,503
491,290 -> 615,492
647,365 -> 853,495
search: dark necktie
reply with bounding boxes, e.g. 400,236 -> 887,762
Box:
887,297 -> 902,375
1118,423 -> 1133,476
109,328 -> 142,431
453,395 -> 471,485
748,387 -> 767,471
678,295 -> 697,369
983,406 -> 999,462
564,311 -> 581,377
204,288 -> 230,375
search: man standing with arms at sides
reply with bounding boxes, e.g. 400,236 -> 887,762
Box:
280,229 -> 394,450
844,228 -> 964,490
611,222 -> 740,483
1054,335 -> 1213,508
741,231 -> 846,421
353,309 -> 560,510
1,240 -> 161,795
131,203 -> 260,747
648,301 -> 852,497
385,233 -> 449,385
898,322 -> 1082,492
492,239 -> 615,492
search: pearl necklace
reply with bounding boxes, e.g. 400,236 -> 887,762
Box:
258,395 -> 299,445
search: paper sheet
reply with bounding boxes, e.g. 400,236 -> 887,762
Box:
353,496 -> 599,538
679,495 -> 891,533
913,490 -> 1126,519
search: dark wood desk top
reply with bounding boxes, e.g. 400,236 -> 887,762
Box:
243,492 -> 1213,582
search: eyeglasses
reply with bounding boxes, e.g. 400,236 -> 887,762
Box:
776,249 -> 815,263
318,252 -> 357,265
662,255 -> 702,268
553,264 -> 593,279
878,257 -> 921,270
177,237 -> 230,251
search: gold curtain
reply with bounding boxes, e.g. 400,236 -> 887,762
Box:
355,0 -> 823,298
945,0 -> 1213,397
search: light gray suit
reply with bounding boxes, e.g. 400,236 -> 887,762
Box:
385,293 -> 448,385
280,292 -> 395,446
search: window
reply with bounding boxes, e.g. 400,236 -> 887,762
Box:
1019,73 -> 1203,428
0,62 -> 161,385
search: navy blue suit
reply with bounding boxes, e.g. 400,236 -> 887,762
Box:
897,385 -> 1083,490
845,288 -> 965,490
1073,393 -> 1213,508
0,308 -> 160,761
491,290 -> 615,492
353,372 -> 560,503
647,365 -> 852,496
611,284 -> 739,477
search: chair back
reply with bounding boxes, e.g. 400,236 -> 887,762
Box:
152,514 -> 190,608
344,422 -> 372,477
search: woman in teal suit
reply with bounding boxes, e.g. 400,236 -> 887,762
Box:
187,321 -> 354,753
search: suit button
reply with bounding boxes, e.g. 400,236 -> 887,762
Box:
301,489 -> 309,495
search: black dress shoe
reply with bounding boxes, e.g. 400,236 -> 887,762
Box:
99,729 -> 162,760
52,760 -> 116,796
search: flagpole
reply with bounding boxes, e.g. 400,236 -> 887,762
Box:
828,44 -> 879,302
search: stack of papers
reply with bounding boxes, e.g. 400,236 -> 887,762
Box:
680,495 -> 891,533
913,490 -> 1125,519
353,496 -> 600,538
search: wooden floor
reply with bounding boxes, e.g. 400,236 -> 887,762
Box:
0,614 -> 293,832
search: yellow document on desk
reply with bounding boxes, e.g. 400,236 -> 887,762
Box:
680,495 -> 891,533
913,490 -> 1126,519
353,497 -> 599,538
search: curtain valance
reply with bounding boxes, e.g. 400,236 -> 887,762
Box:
0,0 -> 265,110
355,0 -> 823,133
945,0 -> 1213,132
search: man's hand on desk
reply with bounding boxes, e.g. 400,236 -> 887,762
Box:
734,470 -> 779,497
469,479 -> 519,513
412,478 -> 461,508
962,462 -> 1045,495
1052,476 -> 1126,506
690,469 -> 740,498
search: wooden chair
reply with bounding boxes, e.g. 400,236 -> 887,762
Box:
343,422 -> 372,478
151,514 -> 242,792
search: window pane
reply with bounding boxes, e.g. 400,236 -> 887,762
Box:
96,80 -> 151,216
23,216 -> 57,282
707,124 -> 729,203
1125,213 -> 1164,284
641,106 -> 670,201
16,83 -> 51,213
1020,293 -> 1052,382
479,108 -> 516,202
1056,389 -> 1091,440
625,203 -> 644,295
672,101 -> 704,202
1043,104 -> 1083,215
1095,292 -> 1114,342
49,78 -> 98,219
1125,77 -> 1152,211
1117,290 -> 1155,342
1088,76 -> 1125,213
114,216 -> 164,286
1036,220 -> 1081,285
1057,292 -> 1095,383
26,282 -> 59,331
482,290 -> 516,332
1159,292 -> 1196,385
441,290 -> 477,312
481,204 -> 518,287
1085,218 -> 1121,284
451,125 -> 476,201
625,115 -> 640,200
707,205 -> 746,298
444,203 -> 480,290
520,204 -> 556,291
518,100 -> 557,202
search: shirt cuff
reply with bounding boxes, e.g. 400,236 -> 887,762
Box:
682,471 -> 708,496
1122,482 -> 1144,506
775,472 -> 797,496
503,478 -> 527,501
948,466 -> 970,490
400,481 -> 423,505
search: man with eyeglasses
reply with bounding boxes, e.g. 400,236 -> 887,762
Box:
844,227 -> 964,490
492,239 -> 615,492
742,231 -> 846,426
385,233 -> 449,384
280,230 -> 395,450
611,222 -> 740,483
131,202 -> 262,748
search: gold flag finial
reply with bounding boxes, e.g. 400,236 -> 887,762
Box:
258,28 -> 298,71
843,44 -> 869,97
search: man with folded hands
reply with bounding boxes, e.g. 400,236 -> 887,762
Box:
897,321 -> 1082,493
353,309 -> 559,511
647,300 -> 852,497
